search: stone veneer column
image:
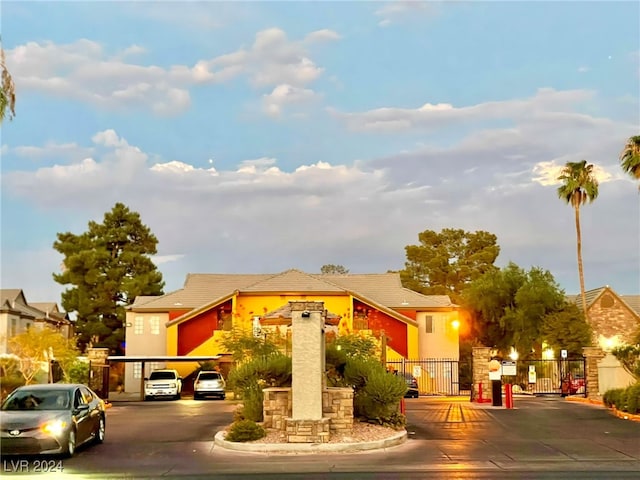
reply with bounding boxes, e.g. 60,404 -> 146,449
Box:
87,347 -> 110,365
583,346 -> 605,400
290,301 -> 325,420
471,346 -> 491,401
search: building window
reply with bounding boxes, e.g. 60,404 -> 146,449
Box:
424,316 -> 433,334
133,363 -> 142,379
218,311 -> 233,331
25,322 -> 31,332
134,316 -> 144,335
150,316 -> 160,335
10,318 -> 17,337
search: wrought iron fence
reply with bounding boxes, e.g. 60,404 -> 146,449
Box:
387,358 -> 468,396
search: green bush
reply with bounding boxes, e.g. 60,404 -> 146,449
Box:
625,383 -> 640,414
225,419 -> 266,442
242,383 -> 264,422
66,359 -> 90,384
354,369 -> 407,427
603,388 -> 623,408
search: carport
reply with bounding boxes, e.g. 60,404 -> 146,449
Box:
107,355 -> 221,401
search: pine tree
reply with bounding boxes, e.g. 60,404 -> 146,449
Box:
53,203 -> 164,354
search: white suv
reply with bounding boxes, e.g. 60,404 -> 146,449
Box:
193,371 -> 226,400
144,369 -> 182,400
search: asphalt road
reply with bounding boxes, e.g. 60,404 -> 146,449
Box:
2,395 -> 639,479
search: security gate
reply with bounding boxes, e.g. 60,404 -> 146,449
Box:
387,359 -> 469,396
508,358 -> 587,396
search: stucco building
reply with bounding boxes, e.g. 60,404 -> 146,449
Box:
124,269 -> 460,392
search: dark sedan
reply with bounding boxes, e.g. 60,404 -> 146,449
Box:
0,383 -> 106,457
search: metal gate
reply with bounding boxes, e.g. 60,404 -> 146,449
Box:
507,358 -> 586,396
88,363 -> 110,400
387,359 -> 469,396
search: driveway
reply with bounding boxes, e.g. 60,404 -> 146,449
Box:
2,395 -> 638,479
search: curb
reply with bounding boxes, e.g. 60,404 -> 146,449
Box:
565,396 -> 640,422
214,429 -> 408,453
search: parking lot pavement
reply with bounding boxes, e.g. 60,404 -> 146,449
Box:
401,395 -> 640,471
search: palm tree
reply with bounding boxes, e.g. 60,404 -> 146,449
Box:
0,40 -> 16,124
620,135 -> 640,185
557,160 -> 599,319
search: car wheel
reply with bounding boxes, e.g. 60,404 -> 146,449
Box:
194,393 -> 200,400
95,416 -> 105,444
63,428 -> 76,458
174,393 -> 181,400
221,394 -> 226,400
144,395 -> 152,401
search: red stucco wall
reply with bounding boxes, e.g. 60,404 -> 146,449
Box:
177,310 -> 219,355
354,300 -> 408,357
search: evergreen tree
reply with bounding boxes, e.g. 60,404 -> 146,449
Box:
400,228 -> 500,302
53,203 -> 164,353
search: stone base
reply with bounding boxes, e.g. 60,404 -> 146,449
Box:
285,417 -> 330,443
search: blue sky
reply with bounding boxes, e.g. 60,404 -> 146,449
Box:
1,0 -> 639,304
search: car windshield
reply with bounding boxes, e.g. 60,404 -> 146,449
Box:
198,372 -> 221,380
149,371 -> 176,380
1,389 -> 71,411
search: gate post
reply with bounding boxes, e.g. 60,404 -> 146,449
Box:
471,346 -> 491,402
582,346 -> 605,400
87,348 -> 110,400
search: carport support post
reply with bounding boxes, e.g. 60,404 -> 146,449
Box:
139,361 -> 146,401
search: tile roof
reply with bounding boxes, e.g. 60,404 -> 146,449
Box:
133,270 -> 455,311
567,286 -> 640,317
0,289 -> 69,322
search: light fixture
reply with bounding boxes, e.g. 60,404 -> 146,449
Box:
451,320 -> 460,330
509,347 -> 519,361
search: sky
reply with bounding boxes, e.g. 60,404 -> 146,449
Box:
1,0 -> 639,305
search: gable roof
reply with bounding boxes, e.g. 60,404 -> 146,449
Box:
568,286 -> 640,318
133,270 -> 455,312
0,289 -> 70,323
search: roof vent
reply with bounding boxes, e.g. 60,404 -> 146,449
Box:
401,300 -> 409,306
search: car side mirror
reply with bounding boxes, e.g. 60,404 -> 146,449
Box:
75,404 -> 90,412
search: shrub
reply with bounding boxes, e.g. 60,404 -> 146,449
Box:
354,369 -> 407,427
66,358 -> 90,384
625,383 -> 640,414
225,419 -> 266,442
0,374 -> 25,403
242,383 -> 264,422
603,388 -> 623,408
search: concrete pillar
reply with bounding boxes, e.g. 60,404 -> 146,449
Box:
583,346 -> 605,400
290,301 -> 325,420
471,346 -> 491,401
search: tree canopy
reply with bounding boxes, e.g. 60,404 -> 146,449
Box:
8,328 -> 80,384
620,135 -> 640,183
320,264 -> 350,275
53,203 -> 164,353
400,228 -> 500,302
461,262 -> 591,358
0,41 -> 16,123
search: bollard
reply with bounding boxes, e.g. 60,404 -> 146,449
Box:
505,383 -> 513,409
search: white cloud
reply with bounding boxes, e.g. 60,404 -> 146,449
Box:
304,29 -> 342,43
5,27 -> 338,116
375,1 -> 437,27
10,142 -> 94,161
330,88 -> 601,132
262,84 -> 320,117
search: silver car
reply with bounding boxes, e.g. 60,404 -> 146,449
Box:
193,371 -> 226,400
0,383 -> 106,457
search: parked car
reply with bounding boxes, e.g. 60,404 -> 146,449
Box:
0,383 -> 106,457
399,372 -> 420,398
193,371 -> 226,400
144,369 -> 182,400
569,374 -> 585,395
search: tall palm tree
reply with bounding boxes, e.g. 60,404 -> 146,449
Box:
620,135 -> 640,185
557,160 -> 599,319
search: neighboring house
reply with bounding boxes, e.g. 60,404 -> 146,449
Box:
124,269 -> 460,391
0,289 -> 73,355
568,286 -> 640,348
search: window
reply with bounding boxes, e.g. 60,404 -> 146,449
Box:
134,316 -> 144,335
10,318 -> 16,337
424,316 -> 433,334
133,363 -> 142,379
80,386 -> 94,403
150,316 -> 160,335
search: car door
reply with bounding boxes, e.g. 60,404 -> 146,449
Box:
80,386 -> 100,436
72,388 -> 92,444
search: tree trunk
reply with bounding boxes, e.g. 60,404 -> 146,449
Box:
574,206 -> 589,322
